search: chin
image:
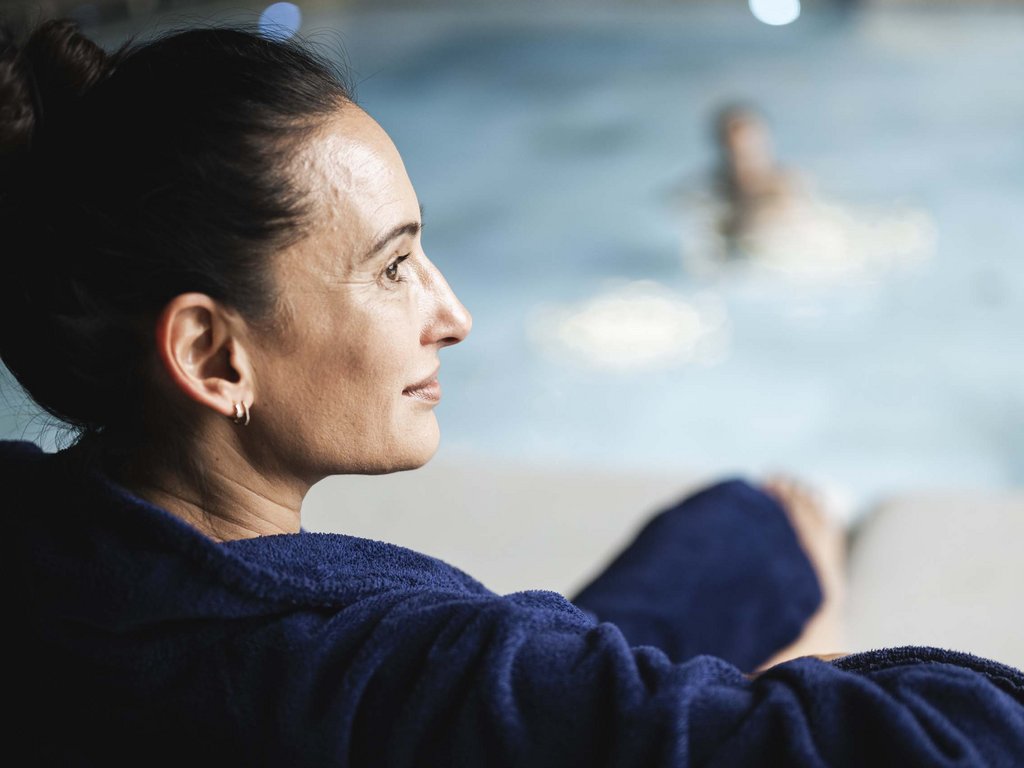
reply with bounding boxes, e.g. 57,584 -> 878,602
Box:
369,420 -> 441,475
395,447 -> 438,473
405,422 -> 442,468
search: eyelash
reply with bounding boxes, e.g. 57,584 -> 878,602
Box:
384,254 -> 410,283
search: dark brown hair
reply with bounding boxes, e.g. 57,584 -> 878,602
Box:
0,18 -> 351,456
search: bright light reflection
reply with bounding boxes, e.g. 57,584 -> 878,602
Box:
680,195 -> 937,286
749,0 -> 801,26
259,2 -> 302,41
529,282 -> 731,371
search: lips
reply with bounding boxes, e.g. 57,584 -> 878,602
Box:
403,370 -> 441,403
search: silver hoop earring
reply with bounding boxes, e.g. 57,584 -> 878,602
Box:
231,401 -> 251,426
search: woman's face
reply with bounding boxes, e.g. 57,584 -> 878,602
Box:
251,105 -> 471,482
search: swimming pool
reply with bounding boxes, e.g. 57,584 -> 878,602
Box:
3,3 -> 1022,505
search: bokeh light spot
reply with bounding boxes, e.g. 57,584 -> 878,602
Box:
259,2 -> 302,41
749,0 -> 801,26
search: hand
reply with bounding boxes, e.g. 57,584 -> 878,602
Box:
744,652 -> 850,679
755,476 -> 847,672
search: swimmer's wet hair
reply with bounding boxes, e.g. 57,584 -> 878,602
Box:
0,18 -> 351,449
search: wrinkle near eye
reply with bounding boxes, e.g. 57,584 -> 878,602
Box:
313,266 -> 376,288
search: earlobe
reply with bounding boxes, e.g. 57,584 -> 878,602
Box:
155,293 -> 253,420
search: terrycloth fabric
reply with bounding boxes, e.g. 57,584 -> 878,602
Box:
5,439 -> 1024,766
571,479 -> 822,670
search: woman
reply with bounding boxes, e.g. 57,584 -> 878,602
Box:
2,19 -> 1022,766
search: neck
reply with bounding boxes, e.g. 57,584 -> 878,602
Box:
134,473 -> 304,543
106,429 -> 309,543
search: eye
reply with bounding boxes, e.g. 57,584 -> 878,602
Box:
385,254 -> 410,282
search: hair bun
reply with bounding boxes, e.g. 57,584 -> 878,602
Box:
0,18 -> 110,171
1,19 -> 113,433
0,24 -> 34,167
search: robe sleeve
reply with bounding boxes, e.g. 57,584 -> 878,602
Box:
228,587 -> 1024,767
571,478 -> 822,670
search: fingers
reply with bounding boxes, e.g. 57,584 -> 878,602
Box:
756,472 -> 849,668
762,475 -> 843,547
763,475 -> 823,518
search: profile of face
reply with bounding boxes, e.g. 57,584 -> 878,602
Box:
248,106 -> 472,482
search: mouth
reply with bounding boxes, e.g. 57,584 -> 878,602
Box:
403,369 -> 441,403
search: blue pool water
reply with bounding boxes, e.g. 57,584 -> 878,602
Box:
2,4 -> 1022,505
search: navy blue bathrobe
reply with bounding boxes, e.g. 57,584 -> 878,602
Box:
5,439 -> 1023,766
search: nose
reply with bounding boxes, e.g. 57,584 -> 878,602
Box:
421,258 -> 472,348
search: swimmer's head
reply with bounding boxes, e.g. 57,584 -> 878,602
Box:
714,103 -> 775,170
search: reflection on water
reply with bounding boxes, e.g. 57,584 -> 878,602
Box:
531,98 -> 939,377
529,281 -> 729,370
678,103 -> 936,284
682,194 -> 936,284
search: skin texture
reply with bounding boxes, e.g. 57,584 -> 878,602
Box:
129,105 -> 472,542
253,107 -> 471,479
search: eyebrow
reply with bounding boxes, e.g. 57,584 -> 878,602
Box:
360,206 -> 424,264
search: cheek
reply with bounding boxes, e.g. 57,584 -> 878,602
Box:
309,302 -> 410,406
270,288 -> 421,419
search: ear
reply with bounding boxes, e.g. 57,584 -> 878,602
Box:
154,293 -> 254,420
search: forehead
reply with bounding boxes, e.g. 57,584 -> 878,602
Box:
296,106 -> 418,255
